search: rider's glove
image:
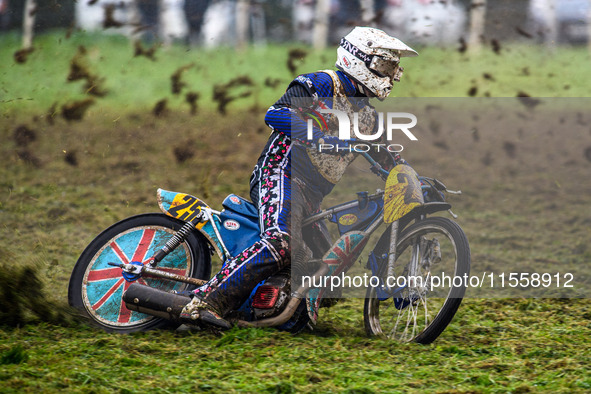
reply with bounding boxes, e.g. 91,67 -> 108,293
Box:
392,152 -> 408,166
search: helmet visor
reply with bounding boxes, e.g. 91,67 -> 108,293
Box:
369,56 -> 403,82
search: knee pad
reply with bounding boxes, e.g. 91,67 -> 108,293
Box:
262,231 -> 290,266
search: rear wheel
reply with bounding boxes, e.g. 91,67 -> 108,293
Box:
68,214 -> 211,333
364,217 -> 470,344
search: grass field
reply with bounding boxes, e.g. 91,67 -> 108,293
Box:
1,31 -> 591,392
2,30 -> 591,116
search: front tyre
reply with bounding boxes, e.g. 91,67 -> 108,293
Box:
68,214 -> 211,333
364,217 -> 470,344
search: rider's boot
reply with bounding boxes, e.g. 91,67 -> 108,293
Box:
180,296 -> 232,330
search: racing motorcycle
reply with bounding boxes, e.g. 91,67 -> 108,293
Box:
68,151 -> 470,343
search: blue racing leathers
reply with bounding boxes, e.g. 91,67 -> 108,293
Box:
193,70 -> 372,316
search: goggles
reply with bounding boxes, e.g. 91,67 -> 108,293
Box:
369,56 -> 403,82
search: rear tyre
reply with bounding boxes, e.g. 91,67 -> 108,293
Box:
68,214 -> 211,333
364,217 -> 470,344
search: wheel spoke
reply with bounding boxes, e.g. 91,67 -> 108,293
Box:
422,291 -> 430,327
411,301 -> 419,340
365,218 -> 470,343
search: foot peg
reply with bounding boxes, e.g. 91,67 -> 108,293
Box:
180,297 -> 232,330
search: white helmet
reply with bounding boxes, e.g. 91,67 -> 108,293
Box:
336,27 -> 418,100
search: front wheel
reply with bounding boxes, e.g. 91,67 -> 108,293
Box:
68,213 -> 211,333
364,216 -> 470,344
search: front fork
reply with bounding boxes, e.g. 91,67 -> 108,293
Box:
385,221 -> 399,282
382,220 -> 420,296
381,219 -> 441,298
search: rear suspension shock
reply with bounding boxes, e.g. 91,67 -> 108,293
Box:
149,220 -> 197,267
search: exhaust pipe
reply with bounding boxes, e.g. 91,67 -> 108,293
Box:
237,264 -> 329,328
123,283 -> 191,321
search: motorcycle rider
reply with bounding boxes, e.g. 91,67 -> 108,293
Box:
181,26 -> 418,329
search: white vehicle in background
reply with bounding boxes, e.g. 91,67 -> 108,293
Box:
291,0 -> 466,47
75,0 -> 189,43
201,0 -> 236,47
75,0 -> 137,35
529,0 -> 590,44
293,0 -> 315,44
382,0 -> 467,46
556,0 -> 590,43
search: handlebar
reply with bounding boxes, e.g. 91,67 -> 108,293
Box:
360,151 -> 390,180
360,151 -> 462,197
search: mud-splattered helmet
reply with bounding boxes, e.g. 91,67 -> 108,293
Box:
336,27 -> 418,100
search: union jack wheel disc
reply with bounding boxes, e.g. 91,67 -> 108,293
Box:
82,225 -> 193,328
